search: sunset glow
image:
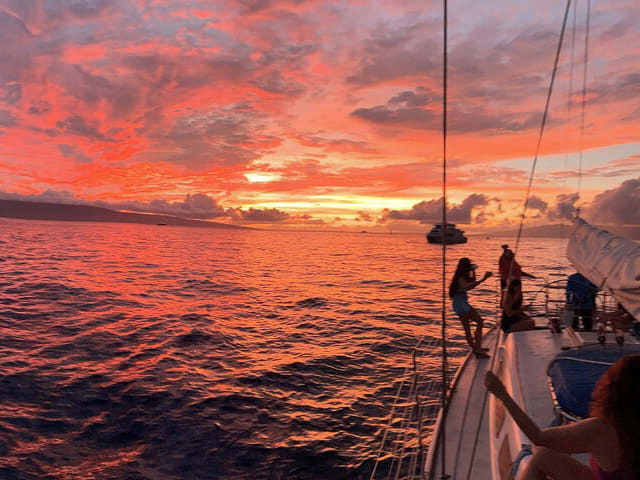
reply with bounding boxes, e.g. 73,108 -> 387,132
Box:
1,0 -> 639,231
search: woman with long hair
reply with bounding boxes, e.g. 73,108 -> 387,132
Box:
485,355 -> 640,479
449,257 -> 493,358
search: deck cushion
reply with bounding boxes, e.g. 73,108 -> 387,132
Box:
547,345 -> 640,418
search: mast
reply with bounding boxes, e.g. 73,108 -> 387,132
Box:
439,0 -> 449,477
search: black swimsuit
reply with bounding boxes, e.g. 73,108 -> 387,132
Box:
501,294 -> 522,332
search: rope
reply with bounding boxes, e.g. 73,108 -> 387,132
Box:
439,0 -> 449,478
576,0 -> 591,216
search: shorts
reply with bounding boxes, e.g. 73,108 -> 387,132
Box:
452,293 -> 471,317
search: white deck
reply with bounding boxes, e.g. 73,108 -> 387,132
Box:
425,328 -> 498,480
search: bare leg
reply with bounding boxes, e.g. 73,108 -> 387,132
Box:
459,313 -> 476,351
469,307 -> 484,348
521,447 -> 592,480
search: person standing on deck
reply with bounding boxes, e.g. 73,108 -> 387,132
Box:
485,355 -> 640,480
499,245 -> 536,292
566,272 -> 598,331
449,257 -> 493,358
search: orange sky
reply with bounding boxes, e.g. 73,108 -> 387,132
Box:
0,0 -> 639,231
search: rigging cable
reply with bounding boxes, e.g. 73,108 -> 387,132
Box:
559,0 -> 578,252
467,2 -> 574,479
512,0 -> 573,261
439,0 -> 449,478
577,0 -> 591,216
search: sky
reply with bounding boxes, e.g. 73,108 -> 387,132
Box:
0,0 -> 638,232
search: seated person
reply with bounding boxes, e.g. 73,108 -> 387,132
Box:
485,355 -> 640,480
565,272 -> 598,331
500,278 -> 535,333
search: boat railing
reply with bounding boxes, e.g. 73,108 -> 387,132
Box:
511,277 -> 621,329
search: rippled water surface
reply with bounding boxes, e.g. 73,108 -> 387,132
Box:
0,219 -> 572,479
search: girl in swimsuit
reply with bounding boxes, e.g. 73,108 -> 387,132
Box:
485,355 -> 640,480
449,257 -> 493,358
501,278 -> 535,333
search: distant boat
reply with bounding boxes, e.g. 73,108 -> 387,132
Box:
157,223 -> 168,226
426,223 -> 467,244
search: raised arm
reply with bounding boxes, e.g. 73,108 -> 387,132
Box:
485,372 -> 618,456
459,271 -> 493,292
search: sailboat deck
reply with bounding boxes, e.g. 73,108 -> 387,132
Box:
426,325 -> 640,480
426,328 -> 498,480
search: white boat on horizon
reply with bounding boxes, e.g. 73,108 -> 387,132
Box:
426,223 -> 467,244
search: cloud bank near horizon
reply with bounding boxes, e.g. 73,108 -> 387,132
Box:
0,0 -> 638,227
3,174 -> 639,230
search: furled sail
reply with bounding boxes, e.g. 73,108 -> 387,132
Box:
567,218 -> 640,320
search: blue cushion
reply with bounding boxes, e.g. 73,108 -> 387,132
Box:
547,345 -> 640,418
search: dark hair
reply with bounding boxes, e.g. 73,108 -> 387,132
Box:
590,355 -> 640,475
449,257 -> 473,298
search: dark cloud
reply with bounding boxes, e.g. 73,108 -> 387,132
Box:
129,194 -> 228,220
547,193 -> 579,221
56,115 -> 112,142
587,178 -> 640,226
527,195 -> 548,212
140,107 -> 281,170
232,207 -> 290,222
351,105 -> 435,130
380,194 -> 490,224
2,82 -> 22,104
357,211 -> 373,222
58,144 -> 92,164
0,109 -> 17,127
295,133 -> 372,153
233,0 -> 316,14
388,87 -> 434,107
0,189 -> 78,204
252,71 -> 305,96
352,100 -> 544,134
347,19 -> 440,86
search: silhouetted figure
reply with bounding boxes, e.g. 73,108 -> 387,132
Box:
486,355 -> 640,480
500,278 -> 535,333
449,257 -> 493,358
566,272 -> 598,331
499,245 -> 535,292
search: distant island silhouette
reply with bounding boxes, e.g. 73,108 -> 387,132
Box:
0,199 -> 250,230
482,223 -> 640,240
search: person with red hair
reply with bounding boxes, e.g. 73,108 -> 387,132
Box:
485,355 -> 640,479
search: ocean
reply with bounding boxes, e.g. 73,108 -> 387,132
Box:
0,219 -> 572,479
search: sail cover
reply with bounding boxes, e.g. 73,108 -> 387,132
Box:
567,218 -> 640,320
